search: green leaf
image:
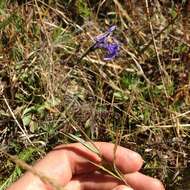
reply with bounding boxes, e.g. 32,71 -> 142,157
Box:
0,0 -> 6,13
0,148 -> 38,190
0,14 -> 15,30
113,91 -> 128,101
22,114 -> 32,126
0,167 -> 21,190
67,133 -> 100,155
77,0 -> 91,19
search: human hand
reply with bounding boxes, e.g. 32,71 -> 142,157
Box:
7,142 -> 165,190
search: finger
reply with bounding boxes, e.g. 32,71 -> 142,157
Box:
64,172 -> 127,190
95,142 -> 143,173
112,185 -> 134,190
64,181 -> 133,190
44,142 -> 143,177
7,142 -> 143,190
7,143 -> 100,190
125,172 -> 165,190
63,171 -> 164,190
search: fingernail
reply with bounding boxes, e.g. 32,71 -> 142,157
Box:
129,151 -> 143,162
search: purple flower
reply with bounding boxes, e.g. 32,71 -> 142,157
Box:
95,25 -> 116,44
93,26 -> 120,61
103,43 -> 119,61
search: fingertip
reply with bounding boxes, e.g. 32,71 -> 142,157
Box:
125,172 -> 165,190
96,142 -> 144,173
116,148 -> 144,173
150,178 -> 165,190
128,151 -> 144,171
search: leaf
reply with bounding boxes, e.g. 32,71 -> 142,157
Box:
22,114 -> 32,126
0,167 -> 21,190
0,14 -> 15,30
0,148 -> 37,190
113,91 -> 128,101
0,0 -> 6,13
77,0 -> 91,19
45,97 -> 61,108
67,133 -> 100,155
22,106 -> 36,115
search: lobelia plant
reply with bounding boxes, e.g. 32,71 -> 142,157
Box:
94,25 -> 119,61
78,25 -> 120,62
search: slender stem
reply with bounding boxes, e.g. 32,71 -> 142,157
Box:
77,42 -> 97,64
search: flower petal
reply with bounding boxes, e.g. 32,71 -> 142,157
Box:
108,25 -> 116,33
93,25 -> 119,61
95,25 -> 116,44
104,43 -> 119,61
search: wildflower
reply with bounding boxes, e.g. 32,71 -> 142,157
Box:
103,42 -> 119,61
94,25 -> 117,44
93,26 -> 120,61
77,26 -> 119,63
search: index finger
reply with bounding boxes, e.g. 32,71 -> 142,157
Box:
7,142 -> 143,190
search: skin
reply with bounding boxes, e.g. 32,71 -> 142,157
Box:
7,142 -> 165,190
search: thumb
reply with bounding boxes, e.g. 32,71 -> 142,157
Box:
112,185 -> 134,190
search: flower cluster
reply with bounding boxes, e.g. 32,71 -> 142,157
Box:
93,26 -> 119,61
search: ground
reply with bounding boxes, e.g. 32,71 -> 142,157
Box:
0,0 -> 190,189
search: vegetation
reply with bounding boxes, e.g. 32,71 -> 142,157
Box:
0,0 -> 190,189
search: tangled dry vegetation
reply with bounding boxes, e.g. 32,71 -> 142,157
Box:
0,0 -> 190,189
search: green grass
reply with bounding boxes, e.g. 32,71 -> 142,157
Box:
0,0 -> 190,189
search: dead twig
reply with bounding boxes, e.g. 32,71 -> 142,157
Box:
3,95 -> 33,146
145,0 -> 171,97
139,14 -> 179,55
